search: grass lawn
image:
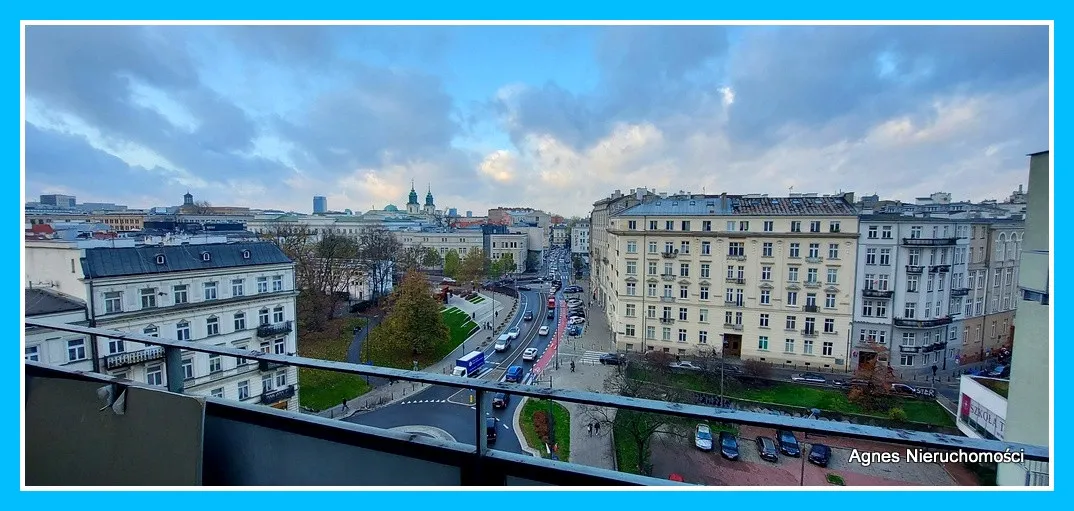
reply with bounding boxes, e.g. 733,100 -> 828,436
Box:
434,307 -> 480,360
612,410 -> 643,475
519,399 -> 571,462
297,317 -> 371,411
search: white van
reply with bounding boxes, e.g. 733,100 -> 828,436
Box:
494,333 -> 512,351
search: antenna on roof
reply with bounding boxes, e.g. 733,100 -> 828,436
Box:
788,185 -> 794,194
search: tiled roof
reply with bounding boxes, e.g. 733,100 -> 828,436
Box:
82,242 -> 293,279
618,195 -> 857,217
25,288 -> 85,316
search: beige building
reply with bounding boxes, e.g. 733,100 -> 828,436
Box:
590,188 -> 659,305
960,219 -> 1024,362
398,230 -> 529,272
603,193 -> 859,369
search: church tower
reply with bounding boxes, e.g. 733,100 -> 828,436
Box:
406,180 -> 420,214
423,184 -> 436,215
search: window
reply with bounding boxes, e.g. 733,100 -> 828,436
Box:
809,221 -> 821,233
238,380 -> 250,400
647,283 -> 657,297
626,241 -> 637,253
209,354 -> 223,373
829,221 -> 841,233
276,371 -> 288,387
758,336 -> 769,350
701,241 -> 711,255
803,339 -> 814,355
626,261 -> 637,275
907,275 -> 919,293
206,316 -> 220,336
824,318 -> 835,333
826,268 -> 838,284
679,263 -> 690,277
144,325 -> 159,337
993,269 -> 1002,287
662,307 -> 672,320
665,221 -> 675,231
676,308 -> 689,321
625,283 -> 636,296
627,220 -> 638,230
259,308 -> 270,326
808,243 -> 820,258
806,268 -> 818,283
908,249 -> 920,266
790,221 -> 801,233
176,321 -> 191,341
648,261 -> 658,275
625,304 -> 636,317
760,290 -> 771,305
104,291 -> 122,313
788,267 -> 799,282
664,242 -> 675,254
173,285 -> 188,304
828,243 -> 839,259
700,286 -> 710,300
785,316 -> 797,330
274,338 -> 286,355
762,242 -> 773,257
647,241 -> 656,254
25,345 -> 40,361
804,317 -> 816,334
878,274 -> 889,290
725,288 -> 734,302
257,277 -> 269,293
904,302 -> 916,319
787,291 -> 798,306
107,337 -> 125,354
272,276 -> 284,292
146,364 -> 164,386
726,265 -> 736,279
182,359 -> 194,380
66,338 -> 87,362
879,249 -> 891,265
862,300 -> 874,316
788,243 -> 801,258
881,226 -> 893,239
758,266 -> 770,281
910,226 -> 922,239
663,285 -> 673,298
678,329 -> 688,342
262,374 -> 274,393
679,286 -> 688,299
234,312 -> 247,331
702,221 -> 712,232
825,293 -> 836,308
649,221 -> 658,230
210,388 -> 225,398
785,339 -> 795,353
662,328 -> 672,341
759,314 -> 769,327
699,309 -> 709,323
763,221 -> 774,232
645,326 -> 656,339
204,281 -> 218,300
822,341 -> 834,357
700,263 -> 710,278
680,241 -> 690,254
900,355 -> 914,366
738,221 -> 749,231
865,248 -> 877,265
725,221 -> 735,231
140,288 -> 157,308
698,331 -> 708,344
805,293 -> 817,307
625,324 -> 636,336
927,276 -> 934,292
728,242 -> 744,257
232,279 -> 245,297
867,226 -> 878,239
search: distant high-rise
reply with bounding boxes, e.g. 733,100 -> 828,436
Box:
40,194 -> 76,208
448,208 -> 458,217
313,196 -> 328,214
466,211 -> 473,217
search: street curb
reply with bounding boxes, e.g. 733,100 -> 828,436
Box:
514,397 -> 543,458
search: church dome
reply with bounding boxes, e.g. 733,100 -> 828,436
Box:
384,204 -> 399,212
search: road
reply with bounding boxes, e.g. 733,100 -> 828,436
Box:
346,249 -> 581,453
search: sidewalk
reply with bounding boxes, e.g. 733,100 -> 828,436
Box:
316,289 -> 519,420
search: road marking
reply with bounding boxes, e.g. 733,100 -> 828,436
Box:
580,350 -> 608,365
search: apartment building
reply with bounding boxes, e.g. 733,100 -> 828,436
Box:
551,225 -> 568,248
604,194 -> 859,370
852,215 -> 970,372
25,288 -> 91,371
398,228 -> 529,272
590,188 -> 658,306
571,223 -> 590,255
961,220 -> 1024,362
79,242 -> 302,411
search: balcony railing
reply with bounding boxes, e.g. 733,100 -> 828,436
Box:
804,257 -> 823,264
894,316 -> 953,328
260,359 -> 287,371
930,264 -> 951,273
24,319 -> 1049,487
727,254 -> 747,261
951,287 -> 970,297
661,274 -> 676,281
725,277 -> 746,284
724,323 -> 744,331
899,345 -> 921,354
257,320 -> 294,338
921,341 -> 949,353
803,305 -> 819,313
902,237 -> 958,246
724,300 -> 745,308
862,288 -> 894,299
804,281 -> 821,288
906,265 -> 925,274
659,317 -> 675,324
661,251 -> 677,259
801,330 -> 818,338
659,296 -> 676,303
102,346 -> 165,370
261,384 -> 296,405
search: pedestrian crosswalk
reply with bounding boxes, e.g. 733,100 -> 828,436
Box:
579,350 -> 608,365
399,399 -> 448,405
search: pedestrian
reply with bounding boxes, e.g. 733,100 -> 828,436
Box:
341,398 -> 349,412
587,423 -> 593,436
594,422 -> 601,435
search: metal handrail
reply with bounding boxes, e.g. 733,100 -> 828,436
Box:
24,319 -> 1050,462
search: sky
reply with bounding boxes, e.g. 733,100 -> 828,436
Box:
24,24 -> 1050,218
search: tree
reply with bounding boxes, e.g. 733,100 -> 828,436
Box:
588,370 -> 688,476
396,245 -> 426,275
572,254 -> 584,273
458,248 -> 487,288
847,344 -> 895,411
357,226 -> 401,301
488,253 -> 517,279
421,248 -> 442,268
363,269 -> 451,367
443,250 -> 461,278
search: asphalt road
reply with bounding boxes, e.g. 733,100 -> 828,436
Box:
346,250 -> 579,453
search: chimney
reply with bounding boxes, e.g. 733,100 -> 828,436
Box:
636,187 -> 646,200
720,192 -> 728,211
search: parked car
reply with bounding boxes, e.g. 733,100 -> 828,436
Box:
492,392 -> 509,409
599,353 -> 623,365
670,361 -> 703,371
988,365 -> 1010,378
486,417 -> 498,443
792,372 -> 827,384
522,347 -> 539,361
694,424 -> 713,451
718,431 -> 739,460
808,443 -> 831,468
568,311 -> 586,319
505,365 -> 524,383
566,299 -> 584,307
567,325 -> 583,336
668,473 -> 685,483
755,436 -> 779,462
518,285 -> 532,291
507,327 -> 520,339
568,317 -> 586,325
523,310 -> 534,321
775,429 -> 801,457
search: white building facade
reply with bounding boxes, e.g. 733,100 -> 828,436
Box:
25,288 -> 92,371
571,224 -> 590,255
956,375 -> 1008,441
852,215 -> 970,372
79,242 -> 302,412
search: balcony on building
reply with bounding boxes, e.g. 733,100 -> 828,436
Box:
906,265 -> 925,274
894,316 -> 954,328
24,319 -> 1049,487
661,250 -> 678,259
725,300 -> 745,308
723,323 -> 744,331
102,346 -> 166,370
801,329 -> 818,338
659,317 -> 675,324
862,288 -> 894,299
659,296 -> 676,303
804,281 -> 821,289
901,237 -> 959,246
257,320 -> 294,338
261,384 -> 296,405
804,257 -> 823,264
951,287 -> 970,297
899,344 -> 922,354
803,305 -> 819,313
727,254 -> 747,262
930,265 -> 952,273
725,277 -> 745,285
661,274 -> 676,281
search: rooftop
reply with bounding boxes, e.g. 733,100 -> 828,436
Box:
25,288 -> 85,316
972,376 -> 1010,399
618,195 -> 857,217
81,241 -> 293,279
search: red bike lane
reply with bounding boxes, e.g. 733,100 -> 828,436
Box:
532,298 -> 568,376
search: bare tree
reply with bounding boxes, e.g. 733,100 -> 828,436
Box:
395,244 -> 426,275
357,226 -> 402,301
847,343 -> 895,411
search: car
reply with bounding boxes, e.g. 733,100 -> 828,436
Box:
522,347 -> 539,361
599,353 -> 622,365
567,325 -> 582,336
494,335 -> 511,352
792,372 -> 827,384
507,327 -> 520,339
486,417 -> 498,443
566,298 -> 583,306
668,473 -> 685,483
694,424 -> 713,451
669,361 -> 703,371
492,392 -> 509,409
718,431 -> 739,460
505,365 -> 524,383
538,325 -> 550,336
564,287 -> 582,294
518,285 -> 532,291
568,317 -> 586,325
775,429 -> 801,457
988,365 -> 1010,378
568,311 -> 586,319
808,443 -> 831,467
546,309 -> 555,319
523,310 -> 534,321
755,436 -> 779,462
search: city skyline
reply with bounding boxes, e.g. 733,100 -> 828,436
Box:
25,24 -> 1049,217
